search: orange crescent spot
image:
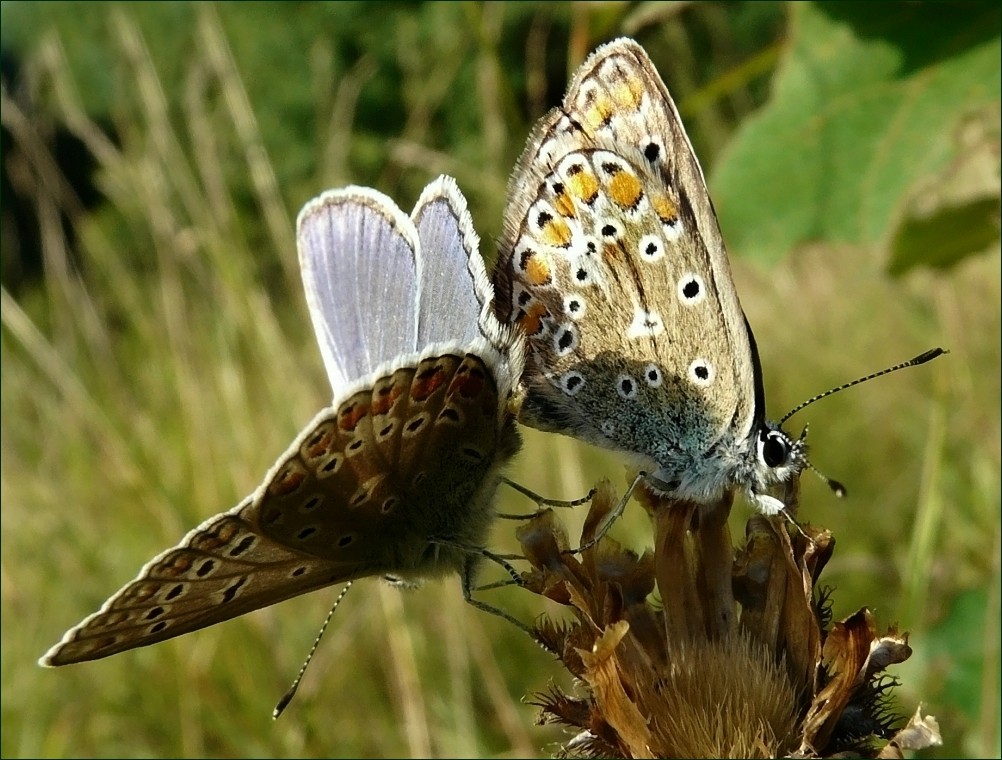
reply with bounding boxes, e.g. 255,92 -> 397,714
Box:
566,170 -> 600,205
371,383 -> 404,415
129,582 -> 160,601
651,194 -> 679,225
524,253 -> 552,286
552,190 -> 577,218
583,94 -> 614,130
412,366 -> 448,402
452,365 -> 486,399
338,401 -> 370,432
270,464 -> 307,497
517,302 -> 550,336
608,170 -> 643,209
612,76 -> 644,110
540,217 -> 572,248
305,429 -> 336,459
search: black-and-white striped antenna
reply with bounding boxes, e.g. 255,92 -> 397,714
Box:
273,581 -> 354,719
781,348 -> 946,426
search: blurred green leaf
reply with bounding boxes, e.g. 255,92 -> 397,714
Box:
922,589 -> 997,743
889,196 -> 1000,274
711,1 -> 1002,267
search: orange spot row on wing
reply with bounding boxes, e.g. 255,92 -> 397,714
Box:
611,74 -> 644,110
450,362 -> 486,399
305,426 -> 336,460
520,249 -> 553,286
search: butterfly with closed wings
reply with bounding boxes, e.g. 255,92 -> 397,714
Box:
493,37 -> 942,518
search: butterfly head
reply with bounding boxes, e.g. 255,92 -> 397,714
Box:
746,423 -> 808,515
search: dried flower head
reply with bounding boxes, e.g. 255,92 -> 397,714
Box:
517,478 -> 942,758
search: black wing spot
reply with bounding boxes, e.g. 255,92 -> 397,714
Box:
221,578 -> 247,604
164,584 -> 185,601
228,535 -> 255,557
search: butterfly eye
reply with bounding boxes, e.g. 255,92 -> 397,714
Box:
760,430 -> 791,468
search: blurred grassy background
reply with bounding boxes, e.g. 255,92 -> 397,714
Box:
1,2 -> 998,757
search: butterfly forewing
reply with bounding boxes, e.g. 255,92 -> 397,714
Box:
299,188 -> 421,394
411,182 -> 485,346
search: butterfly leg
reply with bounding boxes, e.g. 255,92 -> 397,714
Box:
495,476 -> 596,519
458,554 -> 554,653
562,471 -> 646,555
777,508 -> 812,543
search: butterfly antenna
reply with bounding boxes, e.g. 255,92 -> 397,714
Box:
780,348 -> 946,426
808,459 -> 847,498
273,581 -> 353,719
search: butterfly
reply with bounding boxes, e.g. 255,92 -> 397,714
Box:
493,37 -> 821,516
41,175 -> 525,666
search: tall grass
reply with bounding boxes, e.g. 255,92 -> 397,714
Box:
2,4 -> 998,758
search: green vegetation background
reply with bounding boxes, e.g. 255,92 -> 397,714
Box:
1,2 -> 998,757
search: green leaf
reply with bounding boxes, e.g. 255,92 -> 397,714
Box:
711,1 -> 1002,268
889,196 -> 1000,274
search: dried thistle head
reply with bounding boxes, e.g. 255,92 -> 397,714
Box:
517,479 -> 942,758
